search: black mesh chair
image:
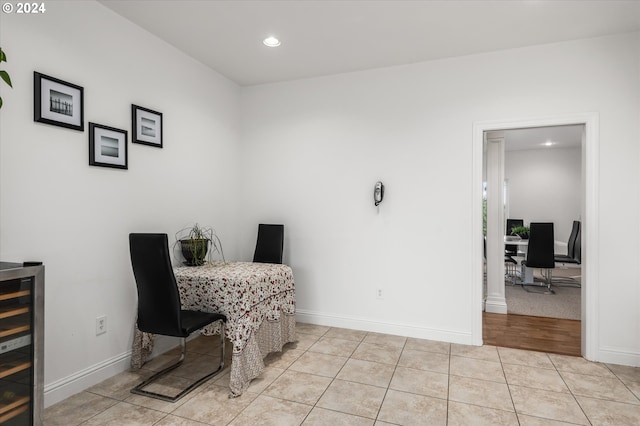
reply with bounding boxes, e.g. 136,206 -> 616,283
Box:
505,219 -> 524,257
521,222 -> 555,294
253,224 -> 284,264
129,233 -> 226,402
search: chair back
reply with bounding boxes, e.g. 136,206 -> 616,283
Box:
525,222 -> 555,268
253,224 -> 284,264
566,220 -> 580,258
573,226 -> 582,263
129,233 -> 184,336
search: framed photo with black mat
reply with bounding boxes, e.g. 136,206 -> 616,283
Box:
132,104 -> 162,148
34,72 -> 84,131
89,123 -> 128,169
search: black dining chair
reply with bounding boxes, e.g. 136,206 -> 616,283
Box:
521,222 -> 555,294
129,233 -> 226,402
253,224 -> 284,264
554,220 -> 581,287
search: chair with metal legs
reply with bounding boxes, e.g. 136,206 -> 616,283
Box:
129,233 -> 227,402
521,222 -> 555,294
554,220 -> 581,287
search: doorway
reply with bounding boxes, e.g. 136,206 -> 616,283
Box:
471,113 -> 599,360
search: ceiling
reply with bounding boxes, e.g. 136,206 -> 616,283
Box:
98,0 -> 640,87
505,125 -> 583,151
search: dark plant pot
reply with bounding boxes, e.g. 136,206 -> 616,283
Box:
180,238 -> 210,266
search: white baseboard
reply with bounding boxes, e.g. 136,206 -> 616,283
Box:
596,345 -> 640,367
44,335 -> 180,408
295,309 -> 475,345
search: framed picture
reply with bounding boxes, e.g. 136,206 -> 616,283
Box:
89,123 -> 128,169
34,72 -> 84,131
132,104 -> 163,148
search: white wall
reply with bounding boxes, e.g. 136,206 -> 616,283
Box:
505,147 -> 582,247
239,33 -> 640,363
0,1 -> 240,405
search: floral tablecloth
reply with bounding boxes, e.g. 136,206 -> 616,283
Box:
131,261 -> 296,397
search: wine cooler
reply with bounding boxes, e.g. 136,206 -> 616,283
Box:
0,262 -> 44,425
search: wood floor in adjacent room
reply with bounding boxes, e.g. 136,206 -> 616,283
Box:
483,312 -> 581,357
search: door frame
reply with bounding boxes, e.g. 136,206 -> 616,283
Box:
471,113 -> 599,360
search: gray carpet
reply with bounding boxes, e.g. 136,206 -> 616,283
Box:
505,266 -> 581,320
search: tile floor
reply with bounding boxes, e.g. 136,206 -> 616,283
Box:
45,323 -> 640,425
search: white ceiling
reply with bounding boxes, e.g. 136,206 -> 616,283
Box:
99,0 -> 640,87
505,125 -> 583,151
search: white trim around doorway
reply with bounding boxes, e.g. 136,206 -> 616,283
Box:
471,112 -> 599,361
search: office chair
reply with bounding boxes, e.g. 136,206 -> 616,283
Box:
554,221 -> 581,286
554,220 -> 581,265
505,218 -> 524,257
253,224 -> 284,264
521,222 -> 555,294
129,233 -> 226,402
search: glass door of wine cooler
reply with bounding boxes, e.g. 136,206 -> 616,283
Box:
0,263 -> 44,426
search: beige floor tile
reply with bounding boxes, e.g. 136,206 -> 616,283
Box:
124,378 -> 201,413
607,363 -> 640,383
336,358 -> 395,388
509,385 -> 589,425
263,370 -> 332,405
168,354 -> 225,381
187,334 -> 225,355
576,395 -> 640,425
86,370 -> 147,401
363,332 -> 407,348
317,379 -> 386,419
263,347 -> 305,369
498,347 -> 555,369
154,415 -> 212,425
302,407 -> 374,425
44,392 -> 119,426
405,337 -> 450,355
448,375 -> 514,412
377,389 -> 447,425
517,414 -> 582,425
503,363 -> 569,393
228,394 -> 312,425
450,355 -> 506,383
451,343 -> 500,362
324,327 -> 368,342
288,332 -> 322,351
81,401 -> 167,425
447,400 -> 519,426
289,351 -> 348,377
351,342 -> 402,365
560,371 -> 639,403
296,323 -> 330,336
389,366 -> 448,399
398,348 -> 449,374
244,366 -> 285,394
171,385 -> 257,424
309,336 -> 361,357
548,354 -> 614,377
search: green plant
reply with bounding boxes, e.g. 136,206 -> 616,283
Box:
0,47 -> 13,109
510,225 -> 530,239
175,223 -> 225,265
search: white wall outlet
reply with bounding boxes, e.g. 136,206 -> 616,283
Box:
96,315 -> 107,335
376,288 -> 384,299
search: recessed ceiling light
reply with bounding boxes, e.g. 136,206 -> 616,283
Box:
543,141 -> 555,147
263,36 -> 281,47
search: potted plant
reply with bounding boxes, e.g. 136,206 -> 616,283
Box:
0,47 -> 13,109
175,223 -> 225,266
510,225 -> 530,240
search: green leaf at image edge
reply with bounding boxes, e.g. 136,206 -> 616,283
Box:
0,49 -> 6,62
0,70 -> 12,88
0,97 -> 3,108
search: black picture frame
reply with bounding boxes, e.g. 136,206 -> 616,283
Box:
34,72 -> 84,131
89,123 -> 128,169
132,104 -> 163,148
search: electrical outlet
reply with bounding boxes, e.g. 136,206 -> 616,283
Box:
96,315 -> 107,335
376,288 -> 384,299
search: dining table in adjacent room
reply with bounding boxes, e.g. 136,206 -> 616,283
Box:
130,261 -> 296,397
